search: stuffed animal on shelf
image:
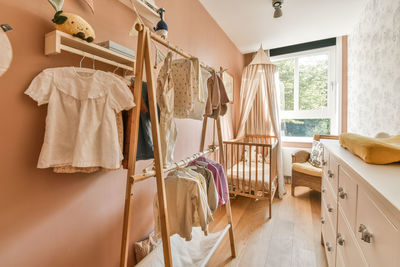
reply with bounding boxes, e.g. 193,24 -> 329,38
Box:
153,8 -> 168,39
48,0 -> 96,42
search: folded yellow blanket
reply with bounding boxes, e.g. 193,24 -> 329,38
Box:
339,133 -> 400,164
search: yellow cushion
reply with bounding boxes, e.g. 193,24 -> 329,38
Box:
292,162 -> 322,177
340,133 -> 400,165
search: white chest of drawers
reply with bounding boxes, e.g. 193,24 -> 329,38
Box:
320,140 -> 400,267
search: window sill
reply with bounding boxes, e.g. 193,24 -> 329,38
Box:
282,136 -> 313,148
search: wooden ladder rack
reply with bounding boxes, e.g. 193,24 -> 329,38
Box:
119,23 -> 236,267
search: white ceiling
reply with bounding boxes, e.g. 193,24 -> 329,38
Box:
199,0 -> 367,53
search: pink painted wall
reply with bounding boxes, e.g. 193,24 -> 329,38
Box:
0,0 -> 243,266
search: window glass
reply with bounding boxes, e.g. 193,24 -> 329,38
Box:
282,119 -> 331,137
275,59 -> 294,111
299,54 -> 329,110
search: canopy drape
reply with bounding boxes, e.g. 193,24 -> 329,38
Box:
236,47 -> 286,198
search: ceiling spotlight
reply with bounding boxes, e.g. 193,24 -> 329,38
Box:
272,0 -> 283,18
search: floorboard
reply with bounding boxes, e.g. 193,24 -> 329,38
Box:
207,185 -> 328,267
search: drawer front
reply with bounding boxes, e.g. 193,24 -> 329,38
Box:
322,146 -> 330,177
337,207 -> 367,267
356,188 -> 400,267
338,165 -> 358,231
322,178 -> 338,231
322,204 -> 337,267
336,250 -> 345,267
327,154 -> 339,194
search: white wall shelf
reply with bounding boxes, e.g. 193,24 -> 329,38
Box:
119,0 -> 160,25
45,30 -> 135,72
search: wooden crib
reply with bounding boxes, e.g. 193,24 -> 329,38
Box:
222,135 -> 279,218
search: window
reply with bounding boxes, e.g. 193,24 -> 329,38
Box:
272,47 -> 338,140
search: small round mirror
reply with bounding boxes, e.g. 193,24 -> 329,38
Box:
0,29 -> 13,77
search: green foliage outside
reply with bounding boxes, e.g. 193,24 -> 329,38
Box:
275,55 -> 330,137
282,119 -> 331,137
275,59 -> 294,110
299,55 -> 328,110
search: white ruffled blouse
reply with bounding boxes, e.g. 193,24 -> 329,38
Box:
25,67 -> 135,169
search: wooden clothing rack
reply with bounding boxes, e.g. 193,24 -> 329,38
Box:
119,23 -> 236,267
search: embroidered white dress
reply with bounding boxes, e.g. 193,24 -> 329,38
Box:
25,67 -> 135,169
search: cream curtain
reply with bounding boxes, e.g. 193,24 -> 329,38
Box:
236,48 -> 286,198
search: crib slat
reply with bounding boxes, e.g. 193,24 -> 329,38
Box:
236,142 -> 239,194
269,146 -> 272,199
242,144 -> 245,194
230,143 -> 234,192
262,146 -> 265,197
224,143 -> 227,174
255,144 -> 258,193
249,144 -> 252,194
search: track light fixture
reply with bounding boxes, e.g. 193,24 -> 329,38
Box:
272,0 -> 283,18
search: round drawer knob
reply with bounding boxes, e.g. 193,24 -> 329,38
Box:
325,242 -> 332,252
322,160 -> 327,166
337,233 -> 345,246
338,187 -> 347,199
322,187 -> 326,193
321,217 -> 325,224
358,224 -> 373,243
327,204 -> 334,213
327,170 -> 334,178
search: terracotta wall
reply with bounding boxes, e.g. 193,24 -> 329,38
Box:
0,0 -> 243,266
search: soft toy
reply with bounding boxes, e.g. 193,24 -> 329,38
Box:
153,8 -> 168,39
48,0 -> 95,42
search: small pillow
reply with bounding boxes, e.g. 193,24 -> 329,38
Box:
340,133 -> 400,164
308,141 -> 324,167
134,232 -> 160,263
243,146 -> 263,163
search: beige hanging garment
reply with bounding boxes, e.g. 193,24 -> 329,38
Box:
156,52 -> 177,167
171,58 -> 195,118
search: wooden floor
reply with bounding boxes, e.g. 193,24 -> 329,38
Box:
207,185 -> 327,267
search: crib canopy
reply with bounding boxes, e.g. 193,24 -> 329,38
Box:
236,45 -> 286,197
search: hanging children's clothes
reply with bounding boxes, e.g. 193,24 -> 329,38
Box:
25,67 -> 134,169
193,157 -> 228,205
53,73 -> 130,173
153,169 -> 213,241
156,52 -> 177,167
53,112 -> 124,173
206,71 -> 230,119
136,80 -> 158,161
189,165 -> 218,213
171,58 -> 195,118
187,63 -> 210,120
189,159 -> 225,206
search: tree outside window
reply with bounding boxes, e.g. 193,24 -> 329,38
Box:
273,47 -> 337,138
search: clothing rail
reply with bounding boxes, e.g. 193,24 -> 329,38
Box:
135,23 -> 218,73
132,146 -> 219,182
120,25 -> 236,267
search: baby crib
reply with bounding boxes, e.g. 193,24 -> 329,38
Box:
222,135 -> 279,218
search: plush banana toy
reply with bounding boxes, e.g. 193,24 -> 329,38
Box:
49,0 -> 95,42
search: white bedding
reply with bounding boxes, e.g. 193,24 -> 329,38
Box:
226,161 -> 271,194
136,227 -> 225,267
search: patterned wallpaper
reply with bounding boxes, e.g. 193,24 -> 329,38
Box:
348,0 -> 400,136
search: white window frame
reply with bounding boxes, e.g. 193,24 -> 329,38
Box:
271,45 -> 341,142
